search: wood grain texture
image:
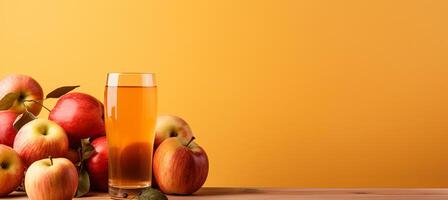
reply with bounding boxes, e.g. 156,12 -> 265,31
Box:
8,188 -> 448,200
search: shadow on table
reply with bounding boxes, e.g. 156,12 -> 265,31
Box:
189,187 -> 261,196
2,192 -> 26,199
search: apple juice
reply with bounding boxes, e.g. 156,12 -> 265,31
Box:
104,86 -> 157,189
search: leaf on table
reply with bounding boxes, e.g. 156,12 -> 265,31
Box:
75,168 -> 90,197
80,138 -> 95,161
45,85 -> 80,99
0,92 -> 19,110
137,188 -> 168,200
13,110 -> 37,131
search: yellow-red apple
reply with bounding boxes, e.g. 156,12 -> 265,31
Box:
13,119 -> 68,166
0,144 -> 24,197
49,92 -> 105,140
25,157 -> 78,200
155,115 -> 193,149
0,74 -> 44,116
153,137 -> 208,195
0,111 -> 20,147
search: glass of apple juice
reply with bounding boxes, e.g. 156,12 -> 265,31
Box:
104,72 -> 157,199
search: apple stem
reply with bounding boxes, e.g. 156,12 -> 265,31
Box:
49,156 -> 53,166
24,99 -> 51,112
186,136 -> 196,147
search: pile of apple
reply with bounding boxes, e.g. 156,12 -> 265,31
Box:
0,74 -> 209,199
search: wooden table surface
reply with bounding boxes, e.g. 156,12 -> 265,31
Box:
8,188 -> 448,200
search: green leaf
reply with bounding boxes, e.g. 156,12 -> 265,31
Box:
75,168 -> 90,197
137,188 -> 168,200
45,85 -> 80,99
13,110 -> 37,131
80,139 -> 95,161
0,92 -> 19,110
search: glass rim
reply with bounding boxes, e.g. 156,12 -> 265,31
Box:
107,72 -> 155,75
106,72 -> 156,87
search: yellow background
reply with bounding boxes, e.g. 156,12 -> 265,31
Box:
1,0 -> 448,187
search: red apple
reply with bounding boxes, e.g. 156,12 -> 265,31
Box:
0,74 -> 44,116
13,118 -> 68,166
153,137 -> 208,194
155,115 -> 194,149
25,157 -> 78,200
0,144 -> 25,197
87,136 -> 108,191
49,92 -> 105,140
0,111 -> 20,147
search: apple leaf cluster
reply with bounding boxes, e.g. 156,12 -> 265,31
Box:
75,138 -> 95,197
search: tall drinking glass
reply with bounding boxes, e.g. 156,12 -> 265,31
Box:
104,73 -> 157,199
